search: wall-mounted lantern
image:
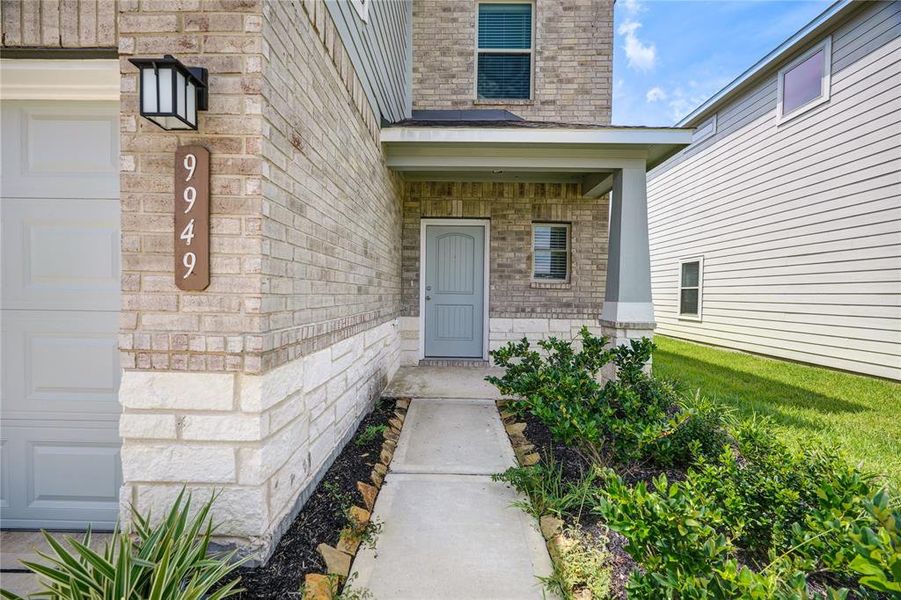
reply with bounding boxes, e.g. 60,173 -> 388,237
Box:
129,55 -> 208,131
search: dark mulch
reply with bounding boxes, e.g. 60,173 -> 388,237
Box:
232,398 -> 396,599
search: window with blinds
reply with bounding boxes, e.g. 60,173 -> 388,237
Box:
477,3 -> 533,100
533,223 -> 569,281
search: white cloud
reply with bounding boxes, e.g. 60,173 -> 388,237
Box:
621,0 -> 644,15
618,20 -> 656,71
646,86 -> 667,102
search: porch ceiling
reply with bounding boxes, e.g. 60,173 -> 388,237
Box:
380,125 -> 693,197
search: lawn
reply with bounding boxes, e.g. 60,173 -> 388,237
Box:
652,335 -> 901,490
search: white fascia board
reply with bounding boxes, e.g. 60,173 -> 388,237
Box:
0,59 -> 119,101
380,126 -> 693,147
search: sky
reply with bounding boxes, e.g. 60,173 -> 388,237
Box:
612,0 -> 835,126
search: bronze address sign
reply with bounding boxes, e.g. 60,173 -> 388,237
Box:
174,145 -> 210,291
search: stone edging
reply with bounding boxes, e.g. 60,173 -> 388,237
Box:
302,398 -> 411,599
497,400 -> 594,600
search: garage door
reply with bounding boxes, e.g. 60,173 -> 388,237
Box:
1,99 -> 121,529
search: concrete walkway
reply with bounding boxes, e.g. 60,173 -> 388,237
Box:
351,373 -> 554,599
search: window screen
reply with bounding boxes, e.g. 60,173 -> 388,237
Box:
533,224 -> 569,281
679,260 -> 702,317
477,3 -> 532,100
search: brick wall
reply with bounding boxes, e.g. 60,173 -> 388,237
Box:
117,0 -> 403,562
1,0 -> 117,48
118,0 -> 265,375
411,0 -> 614,124
402,181 -> 608,319
259,0 -> 404,372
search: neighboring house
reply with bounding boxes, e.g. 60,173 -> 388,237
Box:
0,0 -> 691,560
648,0 -> 901,381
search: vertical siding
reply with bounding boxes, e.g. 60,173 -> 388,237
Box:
647,1 -> 901,380
325,0 -> 412,123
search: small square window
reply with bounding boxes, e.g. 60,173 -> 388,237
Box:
533,223 -> 569,281
477,3 -> 533,100
777,37 -> 831,122
679,258 -> 703,319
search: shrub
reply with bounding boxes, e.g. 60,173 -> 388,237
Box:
595,420 -> 889,598
0,490 -> 244,600
848,488 -> 901,594
488,329 -> 696,466
492,456 -> 600,520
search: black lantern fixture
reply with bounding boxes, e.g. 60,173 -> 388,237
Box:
129,55 -> 208,131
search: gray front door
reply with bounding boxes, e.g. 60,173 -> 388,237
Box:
424,224 -> 485,358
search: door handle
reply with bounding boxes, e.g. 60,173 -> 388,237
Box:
425,295 -> 432,301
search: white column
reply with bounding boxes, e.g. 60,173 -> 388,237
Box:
600,164 -> 656,347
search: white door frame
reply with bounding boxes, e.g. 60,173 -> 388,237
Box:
419,218 -> 490,361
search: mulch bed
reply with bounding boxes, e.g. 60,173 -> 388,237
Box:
233,398 -> 397,599
516,410 -> 638,599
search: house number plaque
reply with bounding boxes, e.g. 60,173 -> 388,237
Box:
174,145 -> 210,291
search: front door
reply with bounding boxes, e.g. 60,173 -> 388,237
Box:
424,223 -> 485,358
0,99 -> 121,529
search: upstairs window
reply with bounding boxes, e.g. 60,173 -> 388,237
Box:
679,258 -> 703,319
477,3 -> 533,100
691,114 -> 717,143
533,223 -> 569,281
777,37 -> 831,122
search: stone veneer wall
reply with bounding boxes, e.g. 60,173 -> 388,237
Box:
1,0 -> 117,48
411,0 -> 614,124
400,181 -> 608,364
118,0 -> 403,562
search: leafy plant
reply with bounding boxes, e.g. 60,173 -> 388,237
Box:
542,528 -> 612,600
492,456 -> 599,520
354,424 -> 387,447
0,489 -> 244,600
323,480 -> 355,521
595,422 -> 889,598
488,329 -> 696,467
848,488 -> 901,593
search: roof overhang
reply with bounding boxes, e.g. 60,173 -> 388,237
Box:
380,126 -> 693,197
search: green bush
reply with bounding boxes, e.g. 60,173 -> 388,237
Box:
0,490 -> 244,600
848,488 -> 901,594
595,420 -> 890,598
488,329 -> 704,466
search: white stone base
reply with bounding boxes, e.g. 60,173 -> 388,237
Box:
118,319 -> 400,562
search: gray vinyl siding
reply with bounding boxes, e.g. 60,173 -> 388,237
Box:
326,0 -> 413,123
647,1 -> 901,380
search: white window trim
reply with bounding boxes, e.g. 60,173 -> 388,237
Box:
678,256 -> 703,321
691,114 -> 717,144
776,36 -> 831,124
474,0 -> 536,101
350,0 -> 369,23
531,222 -> 570,283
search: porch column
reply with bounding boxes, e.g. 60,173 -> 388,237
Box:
600,164 -> 656,349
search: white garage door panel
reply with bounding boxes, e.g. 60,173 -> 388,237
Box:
0,426 -> 120,529
2,199 -> 121,311
1,96 -> 121,530
1,101 -> 119,199
2,311 -> 120,419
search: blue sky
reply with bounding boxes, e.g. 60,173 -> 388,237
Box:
613,0 -> 835,125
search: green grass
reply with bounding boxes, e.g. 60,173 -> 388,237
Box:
652,335 -> 901,489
